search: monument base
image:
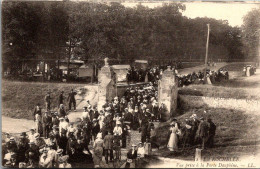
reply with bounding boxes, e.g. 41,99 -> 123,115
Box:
195,148 -> 205,162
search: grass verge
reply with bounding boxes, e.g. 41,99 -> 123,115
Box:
2,80 -> 86,120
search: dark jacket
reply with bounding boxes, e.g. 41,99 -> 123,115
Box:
208,121 -> 216,136
67,92 -> 76,102
42,114 -> 52,126
58,93 -> 64,105
198,121 -> 209,138
127,149 -> 137,159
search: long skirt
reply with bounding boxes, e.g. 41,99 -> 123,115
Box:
93,147 -> 103,166
167,133 -> 178,151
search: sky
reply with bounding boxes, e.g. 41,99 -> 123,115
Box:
122,2 -> 259,27
182,2 -> 259,27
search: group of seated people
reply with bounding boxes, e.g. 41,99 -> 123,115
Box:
177,69 -> 229,87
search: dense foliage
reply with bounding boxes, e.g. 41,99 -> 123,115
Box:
241,6 -> 260,61
2,1 -> 253,73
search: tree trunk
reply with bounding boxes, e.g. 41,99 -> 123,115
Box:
67,39 -> 71,81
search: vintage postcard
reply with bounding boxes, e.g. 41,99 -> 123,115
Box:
1,0 -> 260,168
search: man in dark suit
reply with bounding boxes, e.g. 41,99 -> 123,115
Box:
45,92 -> 51,111
198,117 -> 209,150
58,91 -> 65,108
103,131 -> 114,164
206,118 -> 216,148
25,141 -> 39,163
42,111 -> 52,139
125,144 -> 137,168
67,89 -> 77,111
17,132 -> 29,163
140,118 -> 149,143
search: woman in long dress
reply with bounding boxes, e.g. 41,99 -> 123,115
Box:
93,133 -> 104,168
167,122 -> 178,152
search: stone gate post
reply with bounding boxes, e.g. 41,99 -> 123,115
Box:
158,66 -> 178,121
97,58 -> 116,111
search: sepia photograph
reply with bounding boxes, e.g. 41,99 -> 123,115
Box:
1,0 -> 260,168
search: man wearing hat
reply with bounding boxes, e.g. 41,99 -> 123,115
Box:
42,111 -> 52,139
190,114 -> 199,146
25,141 -> 39,163
45,92 -> 51,111
58,130 -> 68,155
206,118 -> 216,148
82,122 -> 92,155
113,126 -> 122,161
58,91 -> 65,108
82,107 -> 91,122
58,155 -> 71,168
103,131 -> 114,164
124,109 -> 133,129
67,89 -> 77,112
54,149 -> 63,167
113,121 -> 122,137
39,147 -> 52,168
17,132 -> 29,163
93,106 -> 99,119
59,117 -> 69,136
125,144 -> 137,168
92,118 -> 100,141
103,109 -> 114,133
34,133 -> 46,149
33,104 -> 42,122
198,117 -> 209,150
25,151 -> 38,168
52,112 -> 60,127
140,118 -> 149,143
66,134 -> 77,161
28,128 -> 35,141
6,137 -> 18,153
49,125 -> 60,142
58,104 -> 66,118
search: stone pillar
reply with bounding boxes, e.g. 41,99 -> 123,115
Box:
246,66 -> 251,77
195,148 -> 203,162
97,58 -> 116,111
158,66 -> 178,121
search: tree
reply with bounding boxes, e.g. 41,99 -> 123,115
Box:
241,6 -> 260,61
2,2 -> 41,75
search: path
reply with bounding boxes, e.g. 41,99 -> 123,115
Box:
2,85 -> 99,134
1,62 -> 227,134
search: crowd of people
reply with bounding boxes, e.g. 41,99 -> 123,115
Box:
126,65 -> 229,88
2,64 -> 222,168
166,113 -> 216,152
177,69 -> 229,87
2,82 -> 166,168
